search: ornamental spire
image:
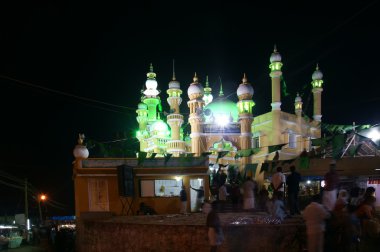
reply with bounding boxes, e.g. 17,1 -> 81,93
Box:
193,72 -> 198,83
218,76 -> 224,97
172,59 -> 176,81
242,73 -> 248,84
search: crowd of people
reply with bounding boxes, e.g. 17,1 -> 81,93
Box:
201,162 -> 379,251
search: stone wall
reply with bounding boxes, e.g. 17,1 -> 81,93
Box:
76,215 -> 306,252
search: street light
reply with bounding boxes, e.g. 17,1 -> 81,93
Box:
38,194 -> 47,225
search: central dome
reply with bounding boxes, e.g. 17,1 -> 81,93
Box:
204,98 -> 238,123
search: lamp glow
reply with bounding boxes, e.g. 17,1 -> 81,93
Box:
368,129 -> 380,142
215,114 -> 230,126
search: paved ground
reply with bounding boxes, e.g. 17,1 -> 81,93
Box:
1,244 -> 46,252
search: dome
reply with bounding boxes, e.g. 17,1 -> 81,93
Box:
270,51 -> 282,63
188,84 -> 204,97
187,73 -> 204,99
145,79 -> 158,90
295,95 -> 302,102
169,79 -> 180,89
204,98 -> 239,123
312,67 -> 323,80
237,83 -> 254,97
236,74 -> 254,100
138,102 -> 148,109
150,120 -> 170,137
73,145 -> 89,159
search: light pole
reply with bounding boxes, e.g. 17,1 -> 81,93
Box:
38,194 -> 47,225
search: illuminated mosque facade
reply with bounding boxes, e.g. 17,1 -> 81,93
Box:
135,47 -> 324,182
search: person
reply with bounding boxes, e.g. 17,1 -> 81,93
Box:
271,166 -> 286,198
257,185 -> 269,211
218,183 -> 228,211
356,186 -> 376,207
286,165 -> 301,215
302,194 -> 330,252
272,191 -> 288,221
322,160 -> 340,211
230,181 -> 241,209
242,177 -> 256,210
180,185 -> 187,214
191,185 -> 205,212
204,201 -> 224,252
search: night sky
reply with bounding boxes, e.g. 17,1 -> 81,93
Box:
1,1 -> 379,216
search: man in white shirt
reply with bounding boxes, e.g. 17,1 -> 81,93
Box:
271,166 -> 286,198
303,194 -> 330,252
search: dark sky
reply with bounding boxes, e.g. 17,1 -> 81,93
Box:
0,1 -> 379,215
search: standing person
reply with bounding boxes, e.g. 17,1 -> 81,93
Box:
322,161 -> 340,211
230,182 -> 241,210
218,183 -> 228,211
303,194 -> 331,252
242,177 -> 256,210
180,185 -> 187,214
286,165 -> 301,215
191,185 -> 205,212
204,201 -> 224,252
272,191 -> 288,221
271,166 -> 286,198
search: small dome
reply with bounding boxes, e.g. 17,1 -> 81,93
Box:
73,145 -> 89,159
270,48 -> 282,63
312,66 -> 323,80
145,79 -> 158,90
150,120 -> 170,137
236,74 -> 254,99
295,94 -> 302,102
169,79 -> 180,89
187,73 -> 204,99
138,102 -> 148,109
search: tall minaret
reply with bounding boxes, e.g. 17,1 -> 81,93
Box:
142,63 -> 161,123
311,64 -> 324,122
136,102 -> 148,146
294,93 -> 303,117
166,61 -> 185,156
187,73 -> 204,156
269,45 -> 283,111
236,74 -> 255,166
269,46 -> 283,145
202,76 -> 213,106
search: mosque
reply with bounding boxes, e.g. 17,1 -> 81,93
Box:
135,47 -> 323,182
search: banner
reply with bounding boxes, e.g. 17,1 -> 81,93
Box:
268,144 -> 286,153
164,153 -> 173,164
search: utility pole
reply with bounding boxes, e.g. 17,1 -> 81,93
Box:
24,178 -> 29,242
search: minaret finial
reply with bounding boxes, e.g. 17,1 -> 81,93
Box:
78,133 -> 85,145
316,63 -> 319,70
193,72 -> 198,83
218,76 -> 224,97
150,63 -> 154,72
172,59 -> 176,80
274,44 -> 277,53
205,75 -> 209,87
242,73 -> 248,84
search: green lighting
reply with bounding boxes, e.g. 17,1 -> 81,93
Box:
270,62 -> 283,72
311,79 -> 323,88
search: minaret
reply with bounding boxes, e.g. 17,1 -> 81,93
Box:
269,46 -> 283,145
142,63 -> 161,122
269,45 -> 283,111
187,73 -> 204,156
311,64 -> 324,122
236,74 -> 255,166
136,102 -> 148,146
294,93 -> 303,117
294,93 -> 304,151
166,61 -> 185,156
202,76 -> 213,106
